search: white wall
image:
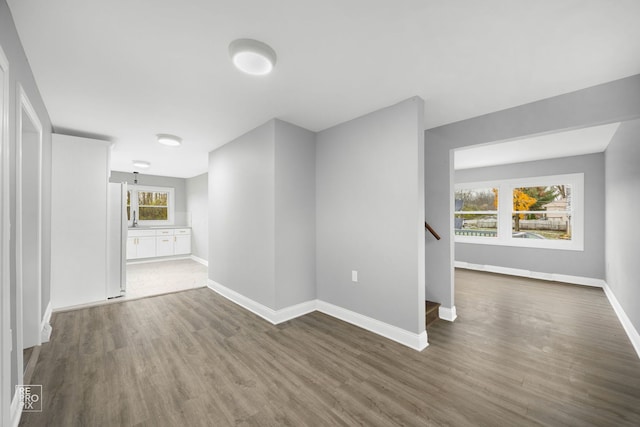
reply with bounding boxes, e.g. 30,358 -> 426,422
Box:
605,118 -> 640,335
209,120 -> 277,308
186,172 -> 208,262
51,134 -> 111,308
208,101 -> 426,345
316,97 -> 425,334
274,120 -> 316,309
208,119 -> 318,311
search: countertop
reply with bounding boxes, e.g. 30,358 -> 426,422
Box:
128,225 -> 191,230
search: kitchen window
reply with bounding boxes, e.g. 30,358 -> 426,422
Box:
127,185 -> 175,226
455,173 -> 584,250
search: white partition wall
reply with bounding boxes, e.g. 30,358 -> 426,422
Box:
208,98 -> 426,350
51,134 -> 112,308
316,97 -> 426,344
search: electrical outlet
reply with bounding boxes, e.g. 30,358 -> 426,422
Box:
352,270 -> 358,282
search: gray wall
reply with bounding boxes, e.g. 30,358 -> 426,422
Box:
455,153 -> 605,279
208,119 -> 317,311
209,121 -> 276,308
316,97 -> 425,334
274,120 -> 316,309
605,118 -> 640,333
110,170 -> 187,217
186,172 -> 208,261
1,0 -> 54,404
425,74 -> 640,310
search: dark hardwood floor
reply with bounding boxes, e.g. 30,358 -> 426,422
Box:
20,269 -> 640,426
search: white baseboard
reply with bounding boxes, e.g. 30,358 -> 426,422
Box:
40,301 -> 52,343
207,279 -> 315,325
455,261 -> 605,287
602,281 -> 640,359
127,255 -> 191,265
190,255 -> 208,267
272,300 -> 318,324
207,279 -> 428,351
439,305 -> 457,322
11,388 -> 22,427
316,300 -> 428,351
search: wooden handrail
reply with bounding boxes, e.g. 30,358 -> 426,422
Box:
425,222 -> 441,240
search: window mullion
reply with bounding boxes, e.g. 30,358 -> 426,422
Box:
498,183 -> 511,241
131,189 -> 138,225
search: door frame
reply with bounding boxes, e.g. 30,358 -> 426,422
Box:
0,42 -> 11,427
15,83 -> 43,383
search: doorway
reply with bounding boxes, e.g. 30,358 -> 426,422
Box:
124,258 -> 207,300
16,85 -> 42,381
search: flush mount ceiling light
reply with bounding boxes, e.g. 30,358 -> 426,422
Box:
157,134 -> 182,147
229,39 -> 277,76
132,160 -> 150,168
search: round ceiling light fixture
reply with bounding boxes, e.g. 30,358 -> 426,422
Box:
132,160 -> 150,168
157,134 -> 182,147
229,39 -> 277,76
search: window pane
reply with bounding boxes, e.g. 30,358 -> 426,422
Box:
139,207 -> 168,221
138,191 -> 168,207
512,185 -> 572,240
455,214 -> 498,238
127,191 -> 131,221
454,187 -> 498,237
455,187 -> 498,212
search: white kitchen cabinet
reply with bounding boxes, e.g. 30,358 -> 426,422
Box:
127,227 -> 191,259
174,234 -> 191,255
127,230 -> 157,260
156,235 -> 175,256
136,236 -> 157,258
155,229 -> 174,238
126,237 -> 136,258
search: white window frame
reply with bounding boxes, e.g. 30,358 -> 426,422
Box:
455,173 -> 584,251
128,185 -> 175,226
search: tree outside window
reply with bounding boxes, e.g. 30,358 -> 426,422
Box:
454,174 -> 583,250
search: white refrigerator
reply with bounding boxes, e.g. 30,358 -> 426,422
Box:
107,182 -> 127,298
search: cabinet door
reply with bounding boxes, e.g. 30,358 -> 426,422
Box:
156,236 -> 174,257
137,236 -> 157,258
126,237 -> 137,260
174,235 -> 191,255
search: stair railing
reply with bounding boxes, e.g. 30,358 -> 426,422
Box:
425,222 -> 441,240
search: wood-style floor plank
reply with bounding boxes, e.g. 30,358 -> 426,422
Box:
20,269 -> 640,426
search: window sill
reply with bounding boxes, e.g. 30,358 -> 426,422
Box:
455,236 -> 584,251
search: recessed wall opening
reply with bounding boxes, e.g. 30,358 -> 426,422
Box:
450,123 -> 619,313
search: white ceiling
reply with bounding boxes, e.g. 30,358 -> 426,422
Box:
7,0 -> 640,178
454,122 -> 622,170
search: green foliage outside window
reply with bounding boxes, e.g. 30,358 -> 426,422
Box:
138,191 -> 168,220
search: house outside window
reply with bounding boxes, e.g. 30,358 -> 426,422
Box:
455,173 -> 584,251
